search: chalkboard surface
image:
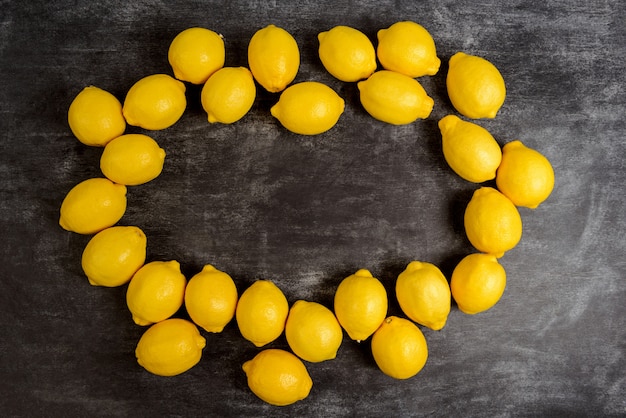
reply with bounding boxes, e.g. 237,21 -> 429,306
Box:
1,1 -> 624,416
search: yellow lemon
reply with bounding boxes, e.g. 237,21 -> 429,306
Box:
100,134 -> 166,186
200,67 -> 256,124
248,24 -> 300,93
496,140 -> 555,209
464,187 -> 523,258
438,114 -> 502,183
451,253 -> 506,314
122,74 -> 186,130
184,264 -> 238,333
242,348 -> 312,406
357,70 -> 434,125
318,25 -> 377,82
126,260 -> 187,326
59,178 -> 127,235
135,318 -> 206,377
333,269 -> 387,342
371,316 -> 428,380
376,21 -> 440,78
81,226 -> 146,287
67,86 -> 126,147
270,81 -> 344,135
285,300 -> 343,363
395,261 -> 451,331
168,27 -> 225,84
446,51 -> 506,119
235,280 -> 289,347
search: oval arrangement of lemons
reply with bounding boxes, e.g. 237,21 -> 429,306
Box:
58,20 -> 555,407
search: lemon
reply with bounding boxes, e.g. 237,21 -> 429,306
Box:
184,264 -> 238,333
451,253 -> 507,314
496,140 -> 555,209
371,316 -> 428,380
318,25 -> 377,82
242,348 -> 312,406
168,27 -> 225,84
248,24 -> 300,93
67,86 -> 126,147
464,187 -> 523,258
376,21 -> 440,78
235,280 -> 289,347
395,261 -> 451,331
446,51 -> 506,119
333,269 -> 387,342
81,226 -> 146,287
438,114 -> 502,183
100,134 -> 166,186
270,81 -> 344,135
285,300 -> 343,363
357,70 -> 434,125
59,178 -> 127,235
200,67 -> 256,124
122,74 -> 187,130
135,318 -> 206,377
126,260 -> 187,326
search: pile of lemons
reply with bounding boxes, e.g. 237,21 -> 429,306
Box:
59,21 -> 554,407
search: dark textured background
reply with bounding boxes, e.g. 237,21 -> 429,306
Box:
1,1 -> 625,416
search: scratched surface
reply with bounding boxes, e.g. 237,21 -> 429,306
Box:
0,1 -> 625,416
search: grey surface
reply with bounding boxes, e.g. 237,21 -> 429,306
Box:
1,1 -> 625,416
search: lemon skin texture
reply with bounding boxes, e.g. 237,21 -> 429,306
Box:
376,21 -> 441,78
451,253 -> 507,315
318,25 -> 377,82
59,177 -> 127,235
396,261 -> 451,330
126,260 -> 187,326
358,70 -> 434,125
496,140 -> 555,209
438,114 -> 502,183
67,85 -> 126,147
270,81 -> 345,135
200,67 -> 256,124
100,133 -> 166,186
333,269 -> 388,342
371,316 -> 428,380
285,300 -> 343,363
184,264 -> 238,333
242,349 -> 313,406
248,24 -> 300,93
168,27 -> 225,84
446,51 -> 506,119
235,280 -> 289,347
81,225 -> 147,287
122,74 -> 187,130
135,318 -> 206,377
464,186 -> 523,258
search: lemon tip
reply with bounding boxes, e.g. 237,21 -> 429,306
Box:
87,277 -> 100,286
132,315 -> 152,326
196,335 -> 207,349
